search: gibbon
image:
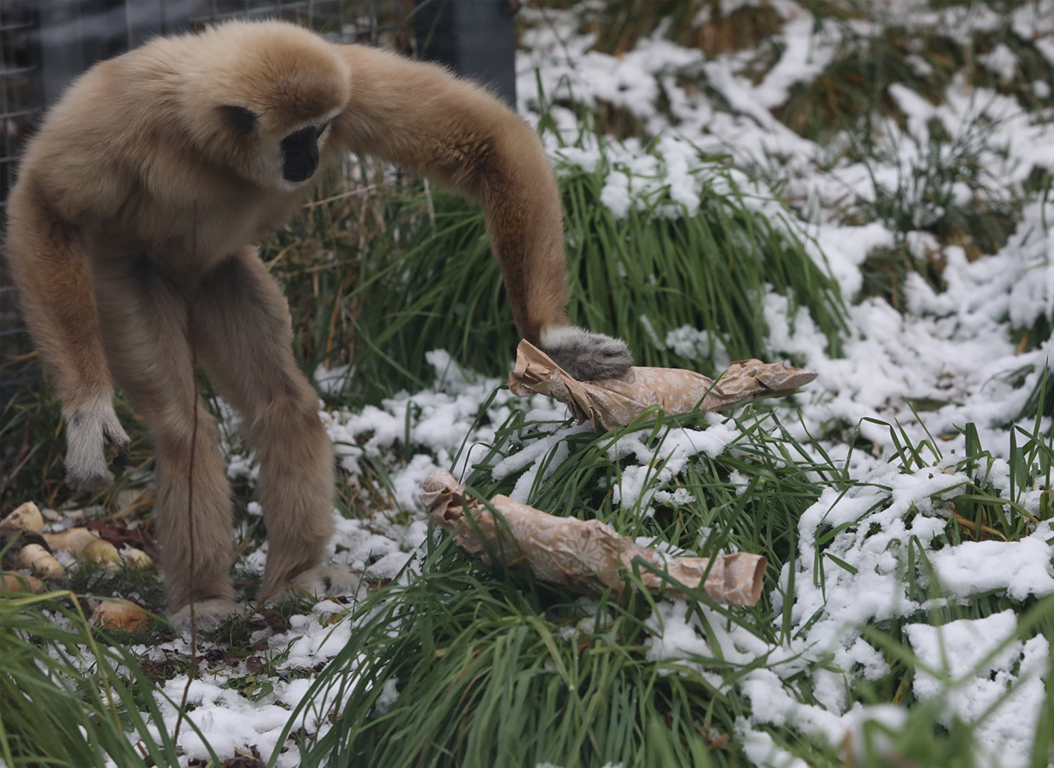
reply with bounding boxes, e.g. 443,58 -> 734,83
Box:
5,20 -> 631,625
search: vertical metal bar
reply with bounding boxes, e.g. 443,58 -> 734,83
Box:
160,0 -> 192,35
127,0 -> 191,47
33,0 -> 86,107
414,0 -> 516,108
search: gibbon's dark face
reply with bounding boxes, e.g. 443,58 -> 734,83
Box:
220,105 -> 331,186
280,123 -> 327,183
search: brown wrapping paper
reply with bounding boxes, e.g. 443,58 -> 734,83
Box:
509,341 -> 817,431
421,471 -> 767,606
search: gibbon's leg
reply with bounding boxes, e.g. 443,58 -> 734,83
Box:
92,256 -> 238,624
191,248 -> 355,602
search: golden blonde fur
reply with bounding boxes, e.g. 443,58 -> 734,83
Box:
5,20 -> 631,624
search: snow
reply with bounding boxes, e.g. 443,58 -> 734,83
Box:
905,614 -> 1050,764
56,3 -> 1054,765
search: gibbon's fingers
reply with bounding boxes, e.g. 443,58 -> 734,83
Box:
539,326 -> 634,381
102,406 -> 132,464
64,394 -> 127,491
64,398 -> 117,488
329,45 -> 569,345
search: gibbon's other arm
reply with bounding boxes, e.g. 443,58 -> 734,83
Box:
327,45 -> 633,381
5,173 -> 131,491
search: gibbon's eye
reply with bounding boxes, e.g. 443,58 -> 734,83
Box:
280,125 -> 321,183
220,105 -> 258,134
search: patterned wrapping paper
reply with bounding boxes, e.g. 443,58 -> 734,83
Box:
509,340 -> 817,431
421,471 -> 767,606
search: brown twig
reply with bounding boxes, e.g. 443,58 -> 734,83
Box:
173,211 -> 201,747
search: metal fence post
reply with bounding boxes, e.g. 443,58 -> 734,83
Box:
414,0 -> 517,108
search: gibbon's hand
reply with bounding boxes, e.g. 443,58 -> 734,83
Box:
63,397 -> 131,491
540,326 -> 634,381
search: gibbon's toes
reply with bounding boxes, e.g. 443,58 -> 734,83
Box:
286,565 -> 363,601
540,326 -> 634,381
169,598 -> 244,633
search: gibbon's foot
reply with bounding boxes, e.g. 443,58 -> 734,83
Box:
169,597 -> 244,633
540,326 -> 634,381
282,565 -> 363,602
64,396 -> 131,492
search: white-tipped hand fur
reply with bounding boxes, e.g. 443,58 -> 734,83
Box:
64,394 -> 130,492
540,326 -> 634,381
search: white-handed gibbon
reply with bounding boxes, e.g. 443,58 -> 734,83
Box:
5,20 -> 632,625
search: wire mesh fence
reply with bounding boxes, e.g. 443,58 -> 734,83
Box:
0,0 -> 426,212
0,0 -> 516,401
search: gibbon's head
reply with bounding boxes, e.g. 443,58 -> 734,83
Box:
179,20 -> 351,190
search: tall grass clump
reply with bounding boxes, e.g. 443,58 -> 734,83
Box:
0,592 -> 207,767
289,540 -> 747,768
346,130 -> 845,398
280,407 -> 836,767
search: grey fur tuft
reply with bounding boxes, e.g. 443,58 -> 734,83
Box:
540,326 -> 633,381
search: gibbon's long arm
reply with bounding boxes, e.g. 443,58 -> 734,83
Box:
5,189 -> 130,491
330,46 -> 566,343
329,46 -> 632,379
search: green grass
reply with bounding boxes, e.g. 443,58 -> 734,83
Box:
0,592 -> 202,768
289,543 -> 743,768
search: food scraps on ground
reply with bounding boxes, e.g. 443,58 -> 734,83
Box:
16,543 -> 65,580
1,501 -> 44,532
0,571 -> 45,594
91,599 -> 150,632
1,501 -> 153,573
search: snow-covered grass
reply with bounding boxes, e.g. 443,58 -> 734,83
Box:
2,1 -> 1053,766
